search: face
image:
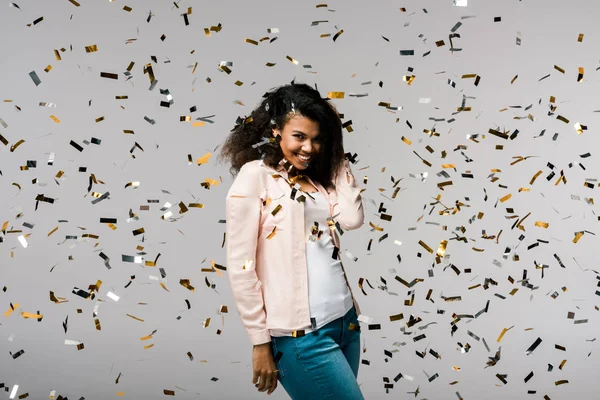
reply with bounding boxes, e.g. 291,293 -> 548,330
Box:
272,114 -> 321,171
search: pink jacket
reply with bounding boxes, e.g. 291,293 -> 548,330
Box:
225,158 -> 365,345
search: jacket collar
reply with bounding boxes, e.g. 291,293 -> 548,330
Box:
259,158 -> 329,195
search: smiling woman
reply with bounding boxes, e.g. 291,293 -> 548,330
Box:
218,81 -> 365,399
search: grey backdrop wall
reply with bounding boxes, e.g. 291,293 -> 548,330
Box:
1,0 -> 600,399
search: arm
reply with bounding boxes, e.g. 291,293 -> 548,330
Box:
332,158 -> 365,231
225,164 -> 271,346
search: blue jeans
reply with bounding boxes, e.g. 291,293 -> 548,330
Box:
269,306 -> 364,399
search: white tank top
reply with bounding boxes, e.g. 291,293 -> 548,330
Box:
270,191 -> 354,337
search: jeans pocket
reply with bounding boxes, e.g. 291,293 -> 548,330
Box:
349,309 -> 361,333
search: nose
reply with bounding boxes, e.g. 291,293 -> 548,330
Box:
302,140 -> 317,153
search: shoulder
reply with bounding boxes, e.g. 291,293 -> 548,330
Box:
229,160 -> 271,196
237,160 -> 270,178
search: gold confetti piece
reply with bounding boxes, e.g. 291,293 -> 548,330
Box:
556,115 -> 569,123
510,74 -> 518,84
44,65 -> 52,72
403,74 -> 416,85
577,33 -> 584,41
192,121 -> 205,127
535,221 -> 549,228
418,240 -> 434,254
123,5 -> 132,12
266,226 -> 277,239
50,291 -> 68,303
327,92 -> 345,99
196,152 -> 212,165
85,45 -> 98,53
21,311 -> 43,319
499,193 -> 511,203
332,29 -> 344,42
555,380 -> 569,386
126,314 -> 144,322
497,326 -> 514,342
68,0 -> 81,6
401,136 -> 412,145
435,40 -> 445,47
554,65 -> 565,74
436,240 -> 448,257
437,180 -> 452,189
95,116 -> 105,123
245,38 -> 259,45
286,55 -> 299,65
48,115 -> 60,124
180,279 -> 195,291
124,181 -> 140,189
4,303 -> 19,317
577,66 -> 584,82
573,231 -> 584,243
574,122 -> 587,134
117,392 -> 125,397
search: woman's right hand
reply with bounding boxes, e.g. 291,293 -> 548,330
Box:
252,342 -> 278,395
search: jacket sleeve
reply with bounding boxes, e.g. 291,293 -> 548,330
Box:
225,163 -> 271,346
332,158 -> 365,231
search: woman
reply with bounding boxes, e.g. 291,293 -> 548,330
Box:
219,81 -> 365,399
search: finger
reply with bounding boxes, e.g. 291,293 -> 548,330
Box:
260,372 -> 273,392
256,373 -> 266,391
267,375 -> 277,394
252,370 -> 259,385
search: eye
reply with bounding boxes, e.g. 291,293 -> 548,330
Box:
294,134 -> 321,141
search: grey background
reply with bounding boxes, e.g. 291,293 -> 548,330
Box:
1,0 -> 600,398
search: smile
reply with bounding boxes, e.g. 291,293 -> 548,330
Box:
296,154 -> 311,162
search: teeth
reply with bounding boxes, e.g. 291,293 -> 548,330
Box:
298,154 -> 310,161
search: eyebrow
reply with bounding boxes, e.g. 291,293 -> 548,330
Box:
292,130 -> 320,138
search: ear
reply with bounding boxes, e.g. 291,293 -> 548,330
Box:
272,128 -> 280,137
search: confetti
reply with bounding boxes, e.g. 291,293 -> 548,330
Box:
2,3 -> 599,399
29,70 -> 41,86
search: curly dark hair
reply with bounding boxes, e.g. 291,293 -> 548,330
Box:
217,80 -> 346,191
